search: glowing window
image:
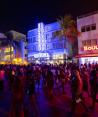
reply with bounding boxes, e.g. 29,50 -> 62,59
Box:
4,47 -> 14,53
53,54 -> 64,59
4,55 -> 10,60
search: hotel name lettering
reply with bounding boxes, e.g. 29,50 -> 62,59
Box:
84,45 -> 98,51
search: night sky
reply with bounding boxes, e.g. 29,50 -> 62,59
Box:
0,0 -> 98,34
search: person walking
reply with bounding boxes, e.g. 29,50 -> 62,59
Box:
0,66 -> 5,93
71,66 -> 89,115
90,67 -> 98,110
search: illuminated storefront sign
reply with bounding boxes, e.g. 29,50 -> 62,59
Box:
33,53 -> 49,59
84,45 -> 98,51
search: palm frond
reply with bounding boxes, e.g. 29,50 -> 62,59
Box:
56,14 -> 79,57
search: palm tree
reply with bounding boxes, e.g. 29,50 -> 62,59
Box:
54,15 -> 80,60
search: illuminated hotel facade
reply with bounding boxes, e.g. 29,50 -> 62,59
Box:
0,31 -> 27,64
77,11 -> 98,64
27,22 -> 67,64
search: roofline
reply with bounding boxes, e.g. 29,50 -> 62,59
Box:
28,21 -> 58,32
45,21 -> 58,26
77,11 -> 98,19
28,28 -> 38,33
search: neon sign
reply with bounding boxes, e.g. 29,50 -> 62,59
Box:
38,23 -> 46,51
33,53 -> 49,59
84,45 -> 98,51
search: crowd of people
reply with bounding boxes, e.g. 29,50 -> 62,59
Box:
0,62 -> 98,117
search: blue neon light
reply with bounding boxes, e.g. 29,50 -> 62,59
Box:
38,23 -> 46,51
27,22 -> 67,61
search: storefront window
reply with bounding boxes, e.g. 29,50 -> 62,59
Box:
53,54 -> 64,59
80,57 -> 98,64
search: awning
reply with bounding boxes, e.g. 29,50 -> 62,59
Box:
75,53 -> 98,58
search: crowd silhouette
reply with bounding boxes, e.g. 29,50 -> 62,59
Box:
0,62 -> 98,117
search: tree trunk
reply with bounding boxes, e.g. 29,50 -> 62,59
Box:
66,38 -> 78,59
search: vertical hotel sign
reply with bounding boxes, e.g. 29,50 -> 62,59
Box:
38,23 -> 46,51
84,45 -> 98,51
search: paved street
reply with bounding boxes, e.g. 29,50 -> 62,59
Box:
0,82 -> 98,117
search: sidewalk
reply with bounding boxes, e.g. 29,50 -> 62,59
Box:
0,82 -> 98,117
